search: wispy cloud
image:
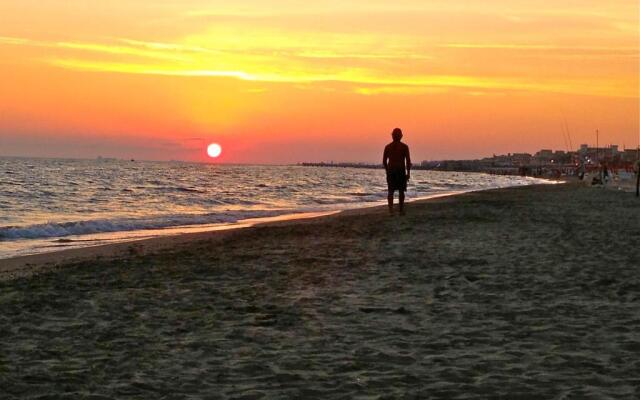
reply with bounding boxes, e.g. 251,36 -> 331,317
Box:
56,41 -> 187,61
0,35 -> 185,62
439,42 -> 638,55
0,36 -> 31,45
49,59 -> 256,80
47,57 -> 634,99
354,86 -> 449,95
117,38 -> 219,54
296,51 -> 433,60
2,6 -> 637,102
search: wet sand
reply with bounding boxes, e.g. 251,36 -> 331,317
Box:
1,184 -> 639,398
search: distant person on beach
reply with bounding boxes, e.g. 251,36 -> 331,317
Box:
601,162 -> 610,184
634,159 -> 640,197
577,158 -> 586,180
383,128 -> 412,215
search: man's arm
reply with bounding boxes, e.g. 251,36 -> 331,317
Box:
382,146 -> 388,171
405,145 -> 412,179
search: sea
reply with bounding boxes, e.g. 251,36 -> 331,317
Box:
0,157 -> 551,259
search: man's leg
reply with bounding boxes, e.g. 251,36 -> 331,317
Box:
399,190 -> 405,214
388,190 -> 394,214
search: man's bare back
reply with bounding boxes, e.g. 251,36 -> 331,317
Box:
383,141 -> 411,171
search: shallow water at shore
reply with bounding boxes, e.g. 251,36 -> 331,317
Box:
0,157 -> 549,258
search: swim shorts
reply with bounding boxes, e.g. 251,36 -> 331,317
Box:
386,168 -> 407,192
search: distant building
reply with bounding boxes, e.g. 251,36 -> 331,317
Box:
535,149 -> 554,160
578,144 -> 622,163
511,153 -> 532,165
421,160 -> 438,168
418,142 -> 635,175
622,149 -> 639,162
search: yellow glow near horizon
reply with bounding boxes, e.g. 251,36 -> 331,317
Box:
0,0 -> 637,162
0,31 -> 634,98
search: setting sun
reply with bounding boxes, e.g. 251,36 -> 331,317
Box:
207,143 -> 222,158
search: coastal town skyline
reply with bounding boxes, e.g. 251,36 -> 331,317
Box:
3,140 -> 638,166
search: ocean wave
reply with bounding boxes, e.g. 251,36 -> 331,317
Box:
0,210 -> 285,240
347,192 -> 375,197
0,160 -> 553,251
311,194 -> 385,205
175,187 -> 206,193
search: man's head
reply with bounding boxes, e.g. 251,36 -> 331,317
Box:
391,128 -> 403,142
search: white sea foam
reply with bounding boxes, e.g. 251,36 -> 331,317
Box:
0,210 -> 283,240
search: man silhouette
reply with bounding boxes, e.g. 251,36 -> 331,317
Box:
383,128 -> 411,215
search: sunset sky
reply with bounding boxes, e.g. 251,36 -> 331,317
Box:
0,0 -> 638,163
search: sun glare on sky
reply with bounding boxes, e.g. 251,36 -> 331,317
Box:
207,143 -> 222,158
0,0 -> 637,162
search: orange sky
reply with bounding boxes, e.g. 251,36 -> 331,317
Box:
0,0 -> 638,163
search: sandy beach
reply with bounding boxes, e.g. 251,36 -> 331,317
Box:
1,183 -> 639,398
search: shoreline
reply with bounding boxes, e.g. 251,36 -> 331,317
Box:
0,211 -> 335,282
1,165 -> 553,263
0,185 -> 550,281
